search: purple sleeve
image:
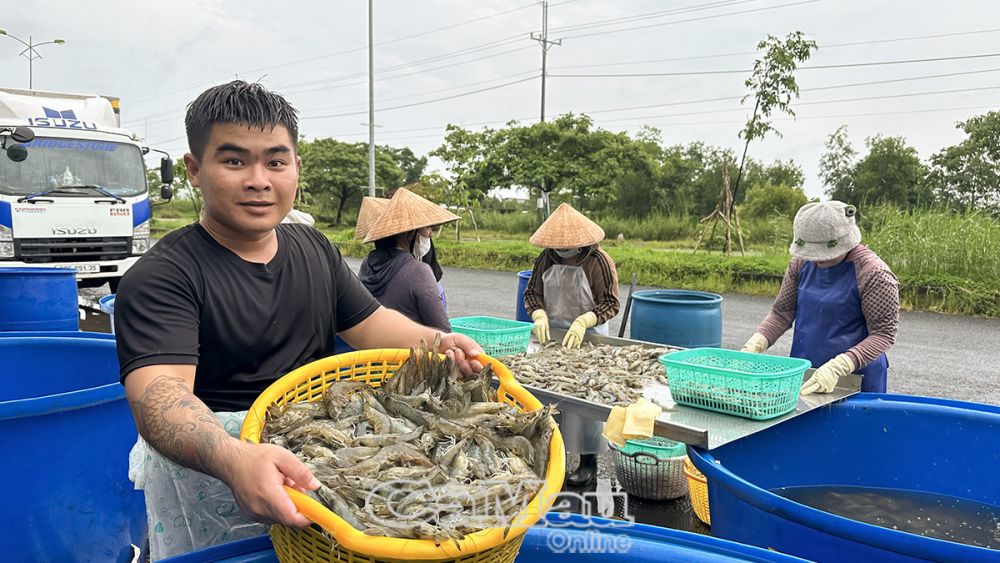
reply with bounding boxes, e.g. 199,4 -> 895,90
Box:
407,262 -> 451,333
756,259 -> 804,346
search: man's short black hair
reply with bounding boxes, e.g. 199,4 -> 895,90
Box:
184,80 -> 299,159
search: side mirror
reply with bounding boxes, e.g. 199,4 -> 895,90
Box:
160,157 -> 174,185
160,185 -> 173,201
6,144 -> 28,162
11,127 -> 34,143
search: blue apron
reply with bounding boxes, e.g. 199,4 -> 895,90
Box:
790,260 -> 888,392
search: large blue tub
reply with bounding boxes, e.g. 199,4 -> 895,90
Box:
0,267 -> 79,332
630,289 -> 722,348
0,332 -> 146,562
160,513 -> 805,562
690,394 -> 1000,562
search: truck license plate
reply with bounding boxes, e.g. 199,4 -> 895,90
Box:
72,264 -> 101,274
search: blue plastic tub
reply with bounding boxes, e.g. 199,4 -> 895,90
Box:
516,269 -> 533,322
690,394 -> 1000,562
0,332 -> 146,562
630,289 -> 723,348
159,513 -> 805,562
0,267 -> 79,332
99,294 -> 116,333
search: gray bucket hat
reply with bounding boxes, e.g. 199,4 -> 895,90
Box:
790,201 -> 862,261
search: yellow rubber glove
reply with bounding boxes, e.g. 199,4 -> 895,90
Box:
530,309 -> 550,344
562,311 -> 598,349
741,332 -> 770,354
801,354 -> 855,395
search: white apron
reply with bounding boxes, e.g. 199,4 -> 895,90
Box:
542,264 -> 609,455
128,411 -> 268,561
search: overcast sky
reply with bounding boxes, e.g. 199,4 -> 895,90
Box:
3,0 -> 998,198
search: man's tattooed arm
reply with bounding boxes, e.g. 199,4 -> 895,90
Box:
124,366 -> 236,476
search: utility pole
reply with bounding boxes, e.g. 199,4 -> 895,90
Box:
367,0 -> 376,197
530,1 -> 561,123
530,1 -> 561,220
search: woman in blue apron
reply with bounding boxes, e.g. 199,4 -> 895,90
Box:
742,201 -> 899,394
524,203 -> 621,486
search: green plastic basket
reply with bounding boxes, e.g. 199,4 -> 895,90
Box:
658,348 -> 811,420
619,436 -> 687,460
449,316 -> 534,357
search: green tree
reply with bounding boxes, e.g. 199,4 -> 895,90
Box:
382,145 -> 427,185
819,125 -> 857,202
741,182 -> 808,219
732,31 -> 818,203
928,111 -> 1000,210
298,138 -> 403,225
853,135 -> 932,209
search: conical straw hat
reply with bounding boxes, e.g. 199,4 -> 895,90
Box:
529,203 -> 605,248
354,196 -> 390,240
363,187 -> 460,243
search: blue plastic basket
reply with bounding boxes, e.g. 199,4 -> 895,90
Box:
659,348 -> 810,420
449,316 -> 534,357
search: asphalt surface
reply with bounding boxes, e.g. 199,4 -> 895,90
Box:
353,258 -> 1000,407
82,257 -> 1000,406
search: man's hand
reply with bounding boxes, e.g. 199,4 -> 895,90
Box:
439,332 -> 484,375
219,440 -> 320,528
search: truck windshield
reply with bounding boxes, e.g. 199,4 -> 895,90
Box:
0,137 -> 147,197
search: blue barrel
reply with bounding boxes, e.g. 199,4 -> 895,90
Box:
690,394 -> 1000,562
160,513 -> 805,562
629,290 -> 722,348
0,267 -> 79,332
99,294 -> 116,333
0,332 -> 147,562
516,270 -> 533,322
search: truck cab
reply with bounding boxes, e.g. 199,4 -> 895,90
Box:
0,88 -> 172,291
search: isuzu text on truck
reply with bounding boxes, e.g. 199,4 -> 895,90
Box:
0,87 -> 173,291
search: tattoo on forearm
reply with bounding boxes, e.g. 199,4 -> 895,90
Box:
130,375 -> 232,475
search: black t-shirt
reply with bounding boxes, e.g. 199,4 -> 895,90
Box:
115,223 -> 380,411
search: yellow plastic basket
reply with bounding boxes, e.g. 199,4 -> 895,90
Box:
684,457 -> 711,526
241,349 -> 566,563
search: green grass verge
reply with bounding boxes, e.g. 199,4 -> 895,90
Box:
152,209 -> 1000,318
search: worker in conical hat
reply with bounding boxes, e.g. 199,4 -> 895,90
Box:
360,187 -> 459,332
353,196 -> 390,240
523,202 -> 620,486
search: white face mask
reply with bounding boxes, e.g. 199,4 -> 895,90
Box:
412,234 -> 432,260
554,248 -> 580,259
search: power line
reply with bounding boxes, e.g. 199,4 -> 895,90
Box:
129,3 -> 536,107
127,46 -> 536,128
548,51 -> 1000,78
560,0 -> 821,41
300,75 -> 538,120
548,26 -> 1000,72
549,0 -> 757,34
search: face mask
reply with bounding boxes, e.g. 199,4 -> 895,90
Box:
412,235 -> 432,260
554,248 -> 580,259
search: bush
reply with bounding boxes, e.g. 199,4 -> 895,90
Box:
741,182 -> 808,220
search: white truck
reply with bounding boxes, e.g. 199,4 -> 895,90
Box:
0,87 -> 173,291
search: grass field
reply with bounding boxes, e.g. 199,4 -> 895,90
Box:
152,203 -> 1000,317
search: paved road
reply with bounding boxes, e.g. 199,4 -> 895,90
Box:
82,258 -> 1000,406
